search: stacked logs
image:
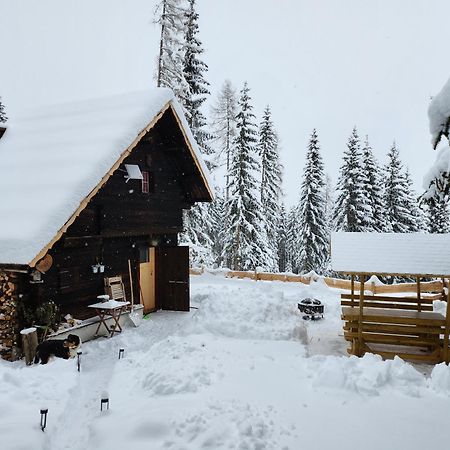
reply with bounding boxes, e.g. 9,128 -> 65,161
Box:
0,271 -> 20,361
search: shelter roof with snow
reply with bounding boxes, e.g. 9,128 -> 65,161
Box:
0,89 -> 213,266
331,232 -> 450,277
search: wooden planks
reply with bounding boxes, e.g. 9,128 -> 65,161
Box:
342,307 -> 446,326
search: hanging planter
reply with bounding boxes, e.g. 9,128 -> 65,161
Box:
92,264 -> 99,274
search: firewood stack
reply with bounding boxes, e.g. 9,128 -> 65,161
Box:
0,271 -> 20,361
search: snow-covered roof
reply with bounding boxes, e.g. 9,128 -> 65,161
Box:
0,89 -> 213,266
331,232 -> 450,276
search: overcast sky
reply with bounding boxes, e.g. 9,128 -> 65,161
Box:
1,0 -> 450,206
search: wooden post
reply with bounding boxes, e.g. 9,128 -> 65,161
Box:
350,273 -> 356,355
444,283 -> 450,364
416,276 -> 421,312
351,274 -> 355,307
358,274 -> 365,357
20,327 -> 38,365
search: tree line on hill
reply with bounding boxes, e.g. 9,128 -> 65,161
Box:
154,0 -> 449,274
155,0 -> 450,274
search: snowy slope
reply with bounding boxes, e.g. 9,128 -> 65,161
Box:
1,273 -> 450,450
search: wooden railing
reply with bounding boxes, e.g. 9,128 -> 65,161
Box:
189,267 -> 445,296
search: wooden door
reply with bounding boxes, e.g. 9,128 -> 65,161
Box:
156,246 -> 190,311
139,247 -> 156,313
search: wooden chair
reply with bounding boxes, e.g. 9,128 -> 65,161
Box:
104,276 -> 127,302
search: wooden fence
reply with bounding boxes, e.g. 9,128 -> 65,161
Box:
189,267 -> 446,296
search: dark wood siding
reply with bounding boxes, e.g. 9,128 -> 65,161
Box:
28,111 -> 195,319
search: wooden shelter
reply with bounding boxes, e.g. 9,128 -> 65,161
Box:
332,232 -> 450,364
0,89 -> 213,360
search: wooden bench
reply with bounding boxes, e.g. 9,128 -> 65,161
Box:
341,294 -> 447,363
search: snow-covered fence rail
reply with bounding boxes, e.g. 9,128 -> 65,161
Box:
189,268 -> 445,296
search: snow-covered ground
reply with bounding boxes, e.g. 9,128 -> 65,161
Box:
2,273 -> 450,450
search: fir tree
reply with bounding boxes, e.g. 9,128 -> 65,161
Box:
258,106 -> 282,271
324,173 -> 334,233
0,97 -> 7,123
177,0 -> 216,264
209,188 -> 227,266
182,0 -> 213,160
277,204 -> 289,272
154,0 -> 189,103
427,195 -> 450,233
403,168 -> 424,232
210,80 -> 238,197
180,205 -> 214,267
286,206 -> 298,272
361,136 -> 388,231
383,144 -> 418,232
222,83 -> 269,271
333,128 -> 369,232
294,129 -> 329,274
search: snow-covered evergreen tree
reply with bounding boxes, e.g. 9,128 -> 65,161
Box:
182,0 -> 213,160
258,106 -> 282,271
176,0 -> 217,266
384,144 -> 419,232
360,136 -> 387,231
210,80 -> 238,192
277,204 -> 289,272
426,195 -> 450,233
285,206 -> 298,272
154,0 -> 189,103
324,173 -> 334,233
294,129 -> 329,274
0,97 -> 7,123
209,188 -> 227,266
333,128 -> 370,232
181,206 -> 215,267
403,168 -> 425,232
222,83 -> 269,271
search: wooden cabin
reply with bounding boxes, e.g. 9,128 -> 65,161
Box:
0,89 -> 213,360
332,232 -> 450,364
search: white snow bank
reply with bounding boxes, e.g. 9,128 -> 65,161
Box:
2,273 -> 450,450
308,354 -> 425,397
429,363 -> 450,396
188,277 -> 309,342
0,358 -> 78,450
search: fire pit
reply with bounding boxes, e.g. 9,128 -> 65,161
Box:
298,298 -> 324,320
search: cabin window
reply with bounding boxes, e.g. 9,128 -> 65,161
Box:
142,171 -> 154,194
142,171 -> 149,193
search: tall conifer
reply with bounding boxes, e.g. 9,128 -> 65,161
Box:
211,80 -> 238,197
294,129 -> 329,274
155,0 -> 189,103
277,204 -> 289,272
333,128 -> 369,231
361,136 -> 387,231
182,0 -> 212,159
384,144 -> 418,232
222,83 -> 269,271
258,106 -> 282,271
